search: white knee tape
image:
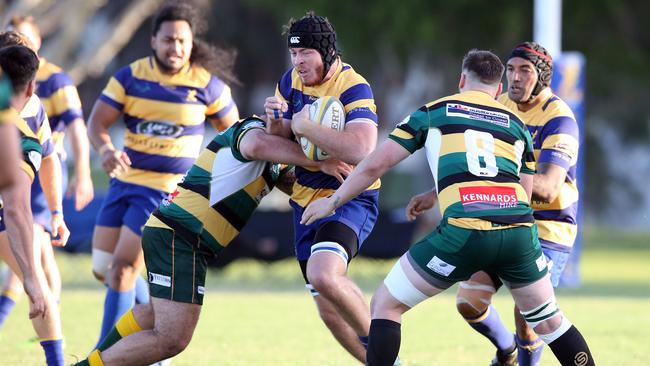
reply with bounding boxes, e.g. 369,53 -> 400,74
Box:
538,316 -> 573,344
310,241 -> 349,266
92,249 -> 113,279
383,261 -> 428,308
520,296 -> 561,328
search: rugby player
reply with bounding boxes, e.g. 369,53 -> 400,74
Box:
0,45 -> 65,366
0,31 -> 70,336
87,2 -> 240,346
301,49 -> 595,366
0,13 -> 93,329
453,42 -> 582,366
264,12 -> 382,363
72,116 -> 351,366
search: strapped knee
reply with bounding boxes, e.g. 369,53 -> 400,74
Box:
310,241 -> 349,266
383,261 -> 428,308
456,281 -> 496,319
520,296 -> 572,343
92,249 -> 113,282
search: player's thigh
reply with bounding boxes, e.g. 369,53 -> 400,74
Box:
93,225 -> 121,253
380,253 -> 446,312
38,228 -> 56,270
142,226 -> 208,305
307,221 -> 358,280
542,247 -> 571,287
112,225 -> 145,268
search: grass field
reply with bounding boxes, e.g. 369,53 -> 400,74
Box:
1,227 -> 649,365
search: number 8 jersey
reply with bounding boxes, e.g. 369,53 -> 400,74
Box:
389,90 -> 536,230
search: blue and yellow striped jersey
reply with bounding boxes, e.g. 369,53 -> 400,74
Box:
20,94 -> 54,157
35,58 -> 83,155
14,95 -> 51,182
499,89 -> 579,251
145,117 -> 285,256
389,90 -> 536,231
100,57 -> 237,193
275,59 -> 379,207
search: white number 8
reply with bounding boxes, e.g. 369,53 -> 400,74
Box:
465,129 -> 498,177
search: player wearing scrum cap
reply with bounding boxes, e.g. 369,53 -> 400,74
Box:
301,48 -> 594,366
263,11 -> 388,364
452,42 -> 582,366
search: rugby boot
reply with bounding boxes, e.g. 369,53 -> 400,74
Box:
489,347 -> 518,366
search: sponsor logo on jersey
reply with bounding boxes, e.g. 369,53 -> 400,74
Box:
148,272 -> 171,287
290,36 -> 300,44
446,103 -> 510,127
426,256 -> 456,277
136,121 -> 184,138
459,186 -> 518,211
186,89 -> 198,102
161,189 -> 180,206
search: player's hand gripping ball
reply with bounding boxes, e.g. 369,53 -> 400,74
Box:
300,96 -> 345,161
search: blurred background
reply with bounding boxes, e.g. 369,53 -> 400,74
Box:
1,0 -> 648,263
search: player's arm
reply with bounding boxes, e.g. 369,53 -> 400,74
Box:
263,96 -> 293,139
0,170 -> 48,318
291,105 -> 376,165
65,118 -> 94,210
531,163 -> 567,203
301,139 -> 410,225
239,128 -> 352,183
87,100 -> 131,178
405,188 -> 438,221
38,155 -> 69,247
206,81 -> 239,132
0,123 -> 20,189
531,116 -> 578,203
207,104 -> 239,132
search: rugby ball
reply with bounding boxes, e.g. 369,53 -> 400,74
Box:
300,96 -> 345,161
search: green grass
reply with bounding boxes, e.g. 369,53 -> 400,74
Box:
1,227 -> 649,365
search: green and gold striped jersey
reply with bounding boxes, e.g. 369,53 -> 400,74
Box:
389,90 -> 536,230
146,117 -> 286,256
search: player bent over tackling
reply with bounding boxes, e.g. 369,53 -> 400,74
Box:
73,116 -> 350,366
301,50 -> 595,366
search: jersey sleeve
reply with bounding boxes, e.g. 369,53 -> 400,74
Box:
275,69 -> 294,119
35,104 -> 55,158
99,65 -> 130,111
339,82 -> 377,125
387,106 -> 430,153
538,116 -> 579,170
43,73 -> 83,126
231,118 -> 266,162
205,77 -> 237,120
